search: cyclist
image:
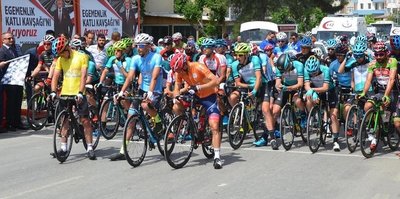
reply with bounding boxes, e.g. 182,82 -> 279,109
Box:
160,36 -> 176,60
170,53 -> 222,169
360,42 -> 400,151
322,39 -> 337,66
172,32 -> 186,53
273,32 -> 294,59
121,37 -> 134,57
50,37 -> 96,160
273,53 -> 306,128
28,35 -> 56,93
303,55 -> 337,150
295,36 -> 315,65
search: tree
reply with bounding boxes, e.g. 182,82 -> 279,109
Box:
365,14 -> 376,25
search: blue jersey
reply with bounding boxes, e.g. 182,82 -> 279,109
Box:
273,45 -> 294,57
290,41 -> 302,53
260,40 -> 276,51
131,52 -> 163,93
231,55 -> 267,89
105,56 -> 131,85
275,60 -> 304,86
304,65 -> 334,90
87,60 -> 99,84
258,52 -> 274,82
329,59 -> 354,87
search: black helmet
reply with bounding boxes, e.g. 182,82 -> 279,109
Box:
335,43 -> 349,54
276,53 -> 293,72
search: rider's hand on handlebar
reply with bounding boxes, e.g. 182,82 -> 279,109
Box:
75,92 -> 84,104
49,91 -> 57,101
188,85 -> 199,95
382,95 -> 391,107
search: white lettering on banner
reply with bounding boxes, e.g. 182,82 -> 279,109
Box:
82,18 -> 120,27
5,16 -> 51,27
82,9 -> 107,17
4,6 -> 35,16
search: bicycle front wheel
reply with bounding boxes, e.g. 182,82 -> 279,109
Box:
360,109 -> 379,158
164,115 -> 194,169
27,93 -> 49,130
123,114 -> 148,167
280,105 -> 294,151
227,104 -> 246,149
99,98 -> 120,140
345,105 -> 359,153
387,120 -> 400,151
53,110 -> 73,163
307,106 -> 322,153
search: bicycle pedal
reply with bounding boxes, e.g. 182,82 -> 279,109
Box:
149,142 -> 155,150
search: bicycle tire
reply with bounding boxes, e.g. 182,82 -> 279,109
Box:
360,108 -> 379,158
280,104 -> 294,151
99,98 -> 120,140
345,105 -> 359,153
164,115 -> 194,169
320,105 -> 329,146
307,106 -> 322,153
53,110 -> 73,163
88,106 -> 100,150
27,93 -> 49,130
123,114 -> 148,167
227,103 -> 246,150
202,118 -> 215,159
387,119 -> 400,151
156,108 -> 174,156
251,103 -> 262,140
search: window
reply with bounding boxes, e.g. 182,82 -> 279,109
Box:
368,3 -> 371,9
375,3 -> 378,9
360,3 -> 363,9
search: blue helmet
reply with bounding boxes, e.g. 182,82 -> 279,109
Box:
391,35 -> 400,50
300,36 -> 312,48
326,39 -> 337,49
353,42 -> 367,55
201,38 -> 216,48
215,39 -> 227,47
305,55 -> 320,75
356,35 -> 367,44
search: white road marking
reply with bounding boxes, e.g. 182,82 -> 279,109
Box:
218,183 -> 227,187
1,176 -> 84,199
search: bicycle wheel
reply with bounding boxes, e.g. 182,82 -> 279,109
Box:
53,110 -> 73,163
387,120 -> 400,151
345,105 -> 359,153
156,109 -> 174,156
164,115 -> 194,169
227,104 -> 246,149
123,114 -> 148,167
307,106 -> 322,153
360,109 -> 379,158
89,106 -> 100,150
202,118 -> 215,159
27,93 -> 49,130
280,104 -> 294,151
320,105 -> 329,146
99,98 -> 120,140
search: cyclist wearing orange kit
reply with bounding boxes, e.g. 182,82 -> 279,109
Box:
170,53 -> 222,169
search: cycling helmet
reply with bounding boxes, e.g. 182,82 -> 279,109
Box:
250,43 -> 260,54
356,35 -> 367,44
163,36 -> 173,45
391,35 -> 400,50
167,54 -> 174,62
157,38 -> 164,45
106,46 -> 114,57
121,37 -> 133,48
311,47 -> 323,58
340,35 -> 348,42
276,53 -> 293,72
170,53 -> 187,72
367,34 -> 377,43
201,38 -> 216,48
335,43 -> 349,54
134,33 -> 152,44
52,37 -> 69,56
326,39 -> 337,49
234,43 -> 251,53
172,32 -> 183,41
70,38 -> 82,49
352,42 -> 367,55
305,55 -> 320,75
300,36 -> 312,47
215,39 -> 227,47
276,32 -> 288,41
304,31 -> 313,37
113,41 -> 126,50
43,34 -> 55,42
197,37 -> 206,46
264,44 -> 274,52
373,41 -> 387,52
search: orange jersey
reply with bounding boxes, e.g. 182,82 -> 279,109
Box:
176,62 -> 218,98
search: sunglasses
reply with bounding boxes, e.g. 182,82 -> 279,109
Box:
374,52 -> 386,57
137,44 -> 147,49
236,53 -> 246,57
354,54 -> 364,59
277,40 -> 285,43
328,48 -> 335,51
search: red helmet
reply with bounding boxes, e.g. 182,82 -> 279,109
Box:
52,37 -> 69,56
264,44 -> 274,52
373,41 -> 387,52
170,53 -> 187,72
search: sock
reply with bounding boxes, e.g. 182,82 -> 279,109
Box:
333,133 -> 339,142
269,130 -> 275,140
152,114 -> 161,123
262,131 -> 269,141
61,142 -> 67,152
87,143 -> 93,152
214,148 -> 220,159
119,140 -> 130,154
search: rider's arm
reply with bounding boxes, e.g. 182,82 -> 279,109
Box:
149,67 -> 161,93
287,77 -> 303,91
218,66 -> 227,84
362,72 -> 373,95
99,68 -> 109,84
313,83 -> 329,93
173,73 -> 182,98
47,59 -> 56,79
80,57 -> 89,93
30,62 -> 43,78
226,67 -> 232,81
351,72 -> 355,91
384,62 -> 397,97
338,58 -> 346,74
253,70 -> 262,94
121,70 -> 135,93
275,77 -> 282,91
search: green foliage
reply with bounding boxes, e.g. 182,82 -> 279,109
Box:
365,15 -> 376,25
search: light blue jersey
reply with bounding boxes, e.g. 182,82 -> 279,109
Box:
329,59 -> 354,87
231,55 -> 267,89
131,52 -> 163,93
105,56 -> 131,85
304,65 -> 334,90
275,60 -> 304,86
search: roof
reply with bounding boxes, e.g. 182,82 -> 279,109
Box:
144,12 -> 235,22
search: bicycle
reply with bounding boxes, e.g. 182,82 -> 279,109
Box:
53,96 -> 100,163
306,92 -> 330,153
164,94 -> 216,169
279,90 -> 307,150
122,94 -> 171,167
359,97 -> 400,158
344,95 -> 365,153
227,86 -> 261,149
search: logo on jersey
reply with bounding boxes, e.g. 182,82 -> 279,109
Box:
322,21 -> 334,29
192,73 -> 198,79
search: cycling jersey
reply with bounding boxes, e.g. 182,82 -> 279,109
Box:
258,52 -> 275,82
38,50 -> 54,69
159,48 -> 176,60
329,58 -> 355,87
273,45 -> 294,57
175,62 -> 218,98
275,60 -> 304,86
55,50 -> 88,96
105,56 -> 132,85
290,41 -> 302,53
87,60 -> 100,84
199,53 -> 227,77
368,58 -> 397,88
131,51 -> 163,93
296,52 -> 315,65
304,65 -> 334,90
349,59 -> 371,92
231,55 -> 267,89
260,39 -> 276,51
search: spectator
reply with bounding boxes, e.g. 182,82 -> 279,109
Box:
289,32 -> 301,53
259,32 -> 276,50
87,34 -> 107,71
0,32 -> 28,131
84,31 -> 95,46
105,31 -> 121,49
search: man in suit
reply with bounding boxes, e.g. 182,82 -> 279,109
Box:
0,32 -> 27,132
121,0 -> 138,37
53,0 -> 73,37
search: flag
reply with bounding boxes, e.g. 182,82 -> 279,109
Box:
1,54 -> 30,86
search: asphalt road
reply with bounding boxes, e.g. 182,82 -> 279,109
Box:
1,127 -> 400,199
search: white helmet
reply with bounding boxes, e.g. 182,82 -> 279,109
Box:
134,33 -> 153,44
172,32 -> 182,40
312,47 -> 323,58
304,31 -> 312,37
276,32 -> 288,41
70,38 -> 82,48
43,34 -> 55,42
